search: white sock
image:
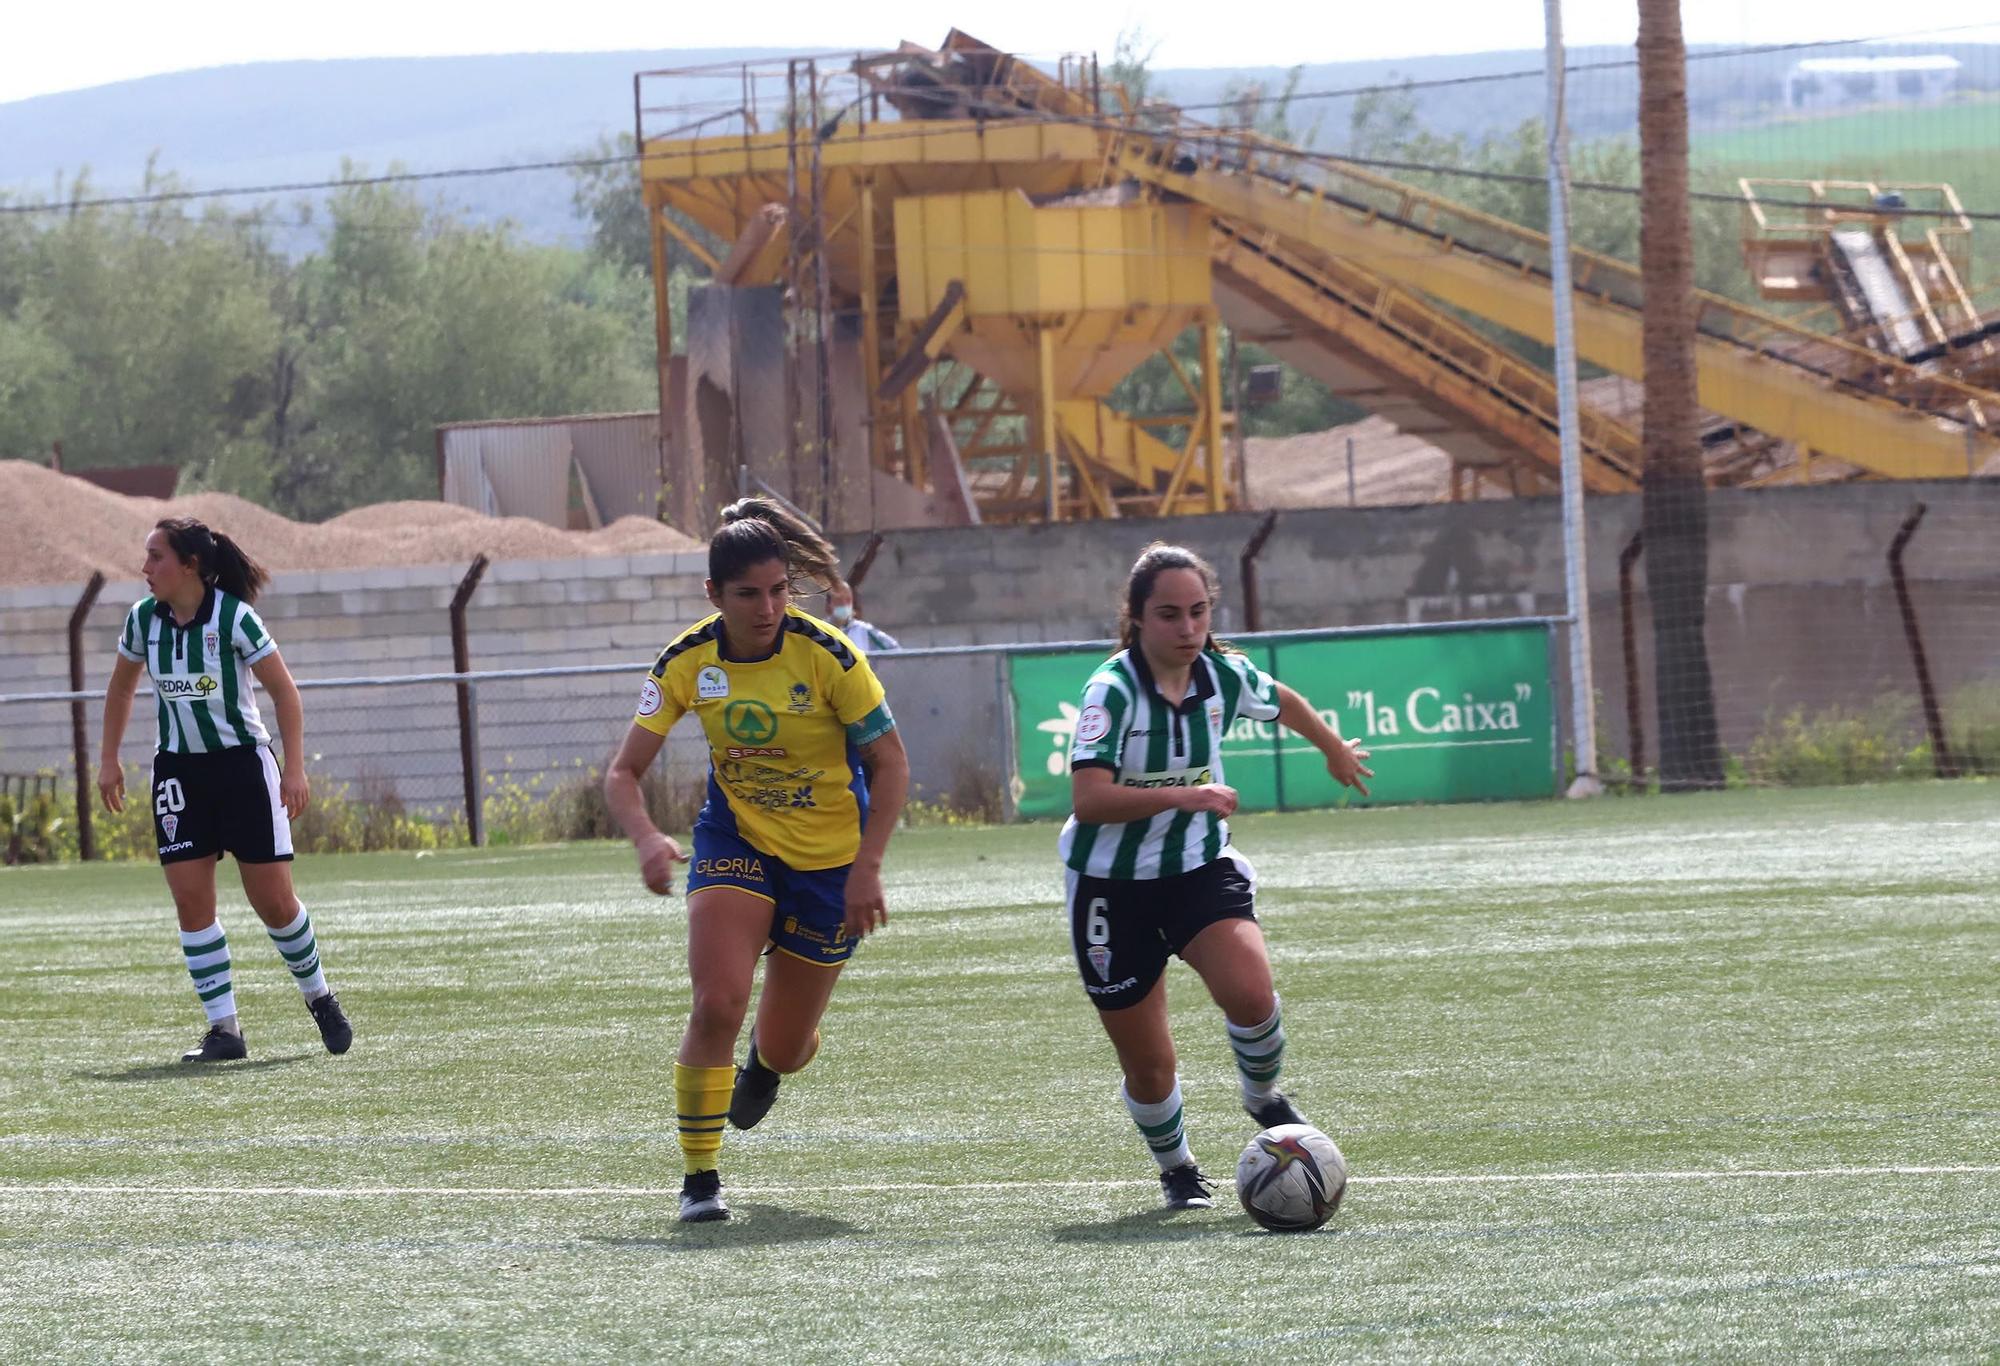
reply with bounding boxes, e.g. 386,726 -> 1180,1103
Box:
266,904 -> 329,1000
1122,1077 -> 1194,1172
179,923 -> 236,1024
1228,996 -> 1286,1106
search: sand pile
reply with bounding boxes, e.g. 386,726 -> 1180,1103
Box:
1243,417 -> 1460,509
0,462 -> 701,588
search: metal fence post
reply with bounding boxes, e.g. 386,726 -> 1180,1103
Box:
1888,503 -> 1957,779
995,650 -> 1019,823
1618,530 -> 1646,788
451,555 -> 491,844
1239,510 -> 1279,633
68,572 -> 106,860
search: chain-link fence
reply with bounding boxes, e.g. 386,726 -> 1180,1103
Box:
0,645 -> 1028,860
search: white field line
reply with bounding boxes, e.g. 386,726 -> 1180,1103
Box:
0,1165 -> 1996,1200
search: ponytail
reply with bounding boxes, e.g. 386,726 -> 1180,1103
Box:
709,496 -> 839,591
154,517 -> 270,604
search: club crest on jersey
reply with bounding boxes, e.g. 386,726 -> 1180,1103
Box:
203,631 -> 220,657
696,666 -> 730,700
1087,945 -> 1113,981
786,682 -> 813,715
162,814 -> 178,841
1075,704 -> 1111,745
1207,698 -> 1224,735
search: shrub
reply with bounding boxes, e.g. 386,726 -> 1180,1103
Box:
484,763 -> 702,846
1745,695 -> 1932,788
1944,680 -> 2000,777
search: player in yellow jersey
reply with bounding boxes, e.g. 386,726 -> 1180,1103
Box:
604,497 -> 910,1222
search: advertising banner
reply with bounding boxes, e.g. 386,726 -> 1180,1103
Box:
1007,623 -> 1553,819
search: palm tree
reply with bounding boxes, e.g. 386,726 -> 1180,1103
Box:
1637,0 -> 1723,790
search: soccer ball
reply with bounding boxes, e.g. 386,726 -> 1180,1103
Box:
1236,1123 -> 1346,1232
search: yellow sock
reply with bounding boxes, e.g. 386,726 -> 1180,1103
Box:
675,1062 -> 734,1175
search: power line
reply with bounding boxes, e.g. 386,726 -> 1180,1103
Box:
4,22 -> 1998,223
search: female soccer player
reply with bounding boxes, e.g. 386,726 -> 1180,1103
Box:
605,496 -> 910,1222
97,518 -> 352,1064
1061,543 -> 1372,1210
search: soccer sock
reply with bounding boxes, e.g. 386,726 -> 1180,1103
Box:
266,904 -> 329,1000
180,923 -> 237,1029
1228,997 -> 1286,1105
675,1063 -> 734,1175
1122,1077 -> 1194,1172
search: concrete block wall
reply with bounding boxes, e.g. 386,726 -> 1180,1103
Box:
0,552 -> 719,819
5,480 -> 1996,820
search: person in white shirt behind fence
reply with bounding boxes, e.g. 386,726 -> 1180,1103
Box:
826,580 -> 900,654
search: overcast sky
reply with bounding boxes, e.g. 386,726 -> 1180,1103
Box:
6,0 -> 1999,103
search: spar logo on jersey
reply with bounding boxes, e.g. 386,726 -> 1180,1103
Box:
157,675 -> 219,698
696,666 -> 729,700
724,700 -> 778,744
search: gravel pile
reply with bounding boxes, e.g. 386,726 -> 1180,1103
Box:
0,462 -> 700,587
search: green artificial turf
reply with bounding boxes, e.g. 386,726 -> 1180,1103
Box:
3,782 -> 1996,1361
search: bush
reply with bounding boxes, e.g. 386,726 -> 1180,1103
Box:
1,766 -> 159,864
1945,681 -> 2000,777
1746,695 -> 1932,788
484,763 -> 702,846
292,774 -> 453,855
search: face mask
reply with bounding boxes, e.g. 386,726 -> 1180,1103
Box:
830,604 -> 854,625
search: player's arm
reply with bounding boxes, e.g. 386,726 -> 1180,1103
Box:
1275,682 -> 1372,795
1071,766 -> 1237,822
97,654 -> 145,813
836,717 -> 908,939
603,723 -> 688,895
251,650 -> 311,818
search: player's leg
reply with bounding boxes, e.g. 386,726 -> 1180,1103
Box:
164,855 -> 245,1062
156,754 -> 244,1062
730,863 -> 854,1131
729,952 -> 840,1129
1073,872 -> 1213,1208
1177,853 -> 1305,1129
226,745 -> 351,1054
1097,981 -> 1214,1209
238,859 -> 351,1056
676,884 -> 771,1220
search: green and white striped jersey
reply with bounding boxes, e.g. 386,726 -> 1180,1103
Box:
116,588 -> 277,753
1058,647 -> 1282,880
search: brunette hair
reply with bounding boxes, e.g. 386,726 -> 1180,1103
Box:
1117,542 -> 1224,653
154,517 -> 269,604
708,496 -> 840,592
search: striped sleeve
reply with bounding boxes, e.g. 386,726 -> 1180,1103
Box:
1217,650 -> 1281,724
116,602 -> 147,662
231,601 -> 277,665
1068,669 -> 1132,773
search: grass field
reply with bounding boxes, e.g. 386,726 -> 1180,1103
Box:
4,784 -> 1998,1361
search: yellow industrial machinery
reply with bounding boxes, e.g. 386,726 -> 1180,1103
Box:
635,31 -> 2000,526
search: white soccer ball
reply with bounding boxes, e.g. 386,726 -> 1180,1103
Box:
1236,1123 -> 1347,1232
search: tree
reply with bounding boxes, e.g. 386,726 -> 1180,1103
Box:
1637,0 -> 1724,790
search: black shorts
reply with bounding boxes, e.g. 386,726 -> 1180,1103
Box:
152,746 -> 294,866
1067,850 -> 1258,1011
